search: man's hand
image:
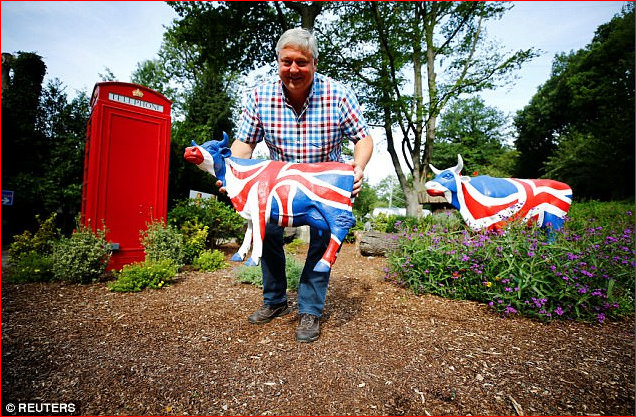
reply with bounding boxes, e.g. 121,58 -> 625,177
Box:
350,162 -> 364,198
351,135 -> 373,198
216,180 -> 227,195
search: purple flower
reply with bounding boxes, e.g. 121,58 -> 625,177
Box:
597,313 -> 606,323
554,306 -> 564,316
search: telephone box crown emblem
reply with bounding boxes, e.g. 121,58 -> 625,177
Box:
132,88 -> 144,98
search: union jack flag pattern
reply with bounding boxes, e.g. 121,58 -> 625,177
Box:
184,133 -> 356,272
425,155 -> 572,232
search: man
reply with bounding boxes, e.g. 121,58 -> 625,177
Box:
227,28 -> 373,343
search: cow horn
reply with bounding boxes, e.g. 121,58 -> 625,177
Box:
191,140 -> 199,146
429,164 -> 441,175
453,154 -> 464,174
221,131 -> 229,148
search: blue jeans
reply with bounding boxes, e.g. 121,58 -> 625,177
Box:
261,223 -> 331,317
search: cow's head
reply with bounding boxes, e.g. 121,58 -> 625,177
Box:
425,155 -> 470,209
184,132 -> 232,185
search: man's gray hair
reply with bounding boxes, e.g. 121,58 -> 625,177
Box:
276,28 -> 318,60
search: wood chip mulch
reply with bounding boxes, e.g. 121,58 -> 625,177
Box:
2,244 -> 634,416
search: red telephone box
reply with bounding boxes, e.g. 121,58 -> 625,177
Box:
81,82 -> 171,270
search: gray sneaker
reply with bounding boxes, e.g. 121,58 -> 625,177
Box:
248,302 -> 291,324
296,313 -> 320,343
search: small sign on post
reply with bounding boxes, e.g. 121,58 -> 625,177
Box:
1,190 -> 14,206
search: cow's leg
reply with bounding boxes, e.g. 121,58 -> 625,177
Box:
231,221 -> 252,262
542,212 -> 565,243
313,211 -> 356,273
245,197 -> 267,267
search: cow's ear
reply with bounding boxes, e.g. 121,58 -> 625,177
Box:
220,147 -> 232,158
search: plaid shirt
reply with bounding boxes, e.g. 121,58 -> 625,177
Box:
236,73 -> 370,163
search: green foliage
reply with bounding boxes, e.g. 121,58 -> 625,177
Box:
353,181 -> 378,219
180,221 -> 209,264
168,198 -> 245,247
51,224 -> 111,284
8,213 -> 60,261
386,201 -> 635,323
108,259 -> 179,292
434,97 -> 514,175
285,239 -> 307,255
6,213 -> 60,282
141,221 -> 184,268
6,251 -> 55,283
2,57 -> 90,241
192,249 -> 228,272
515,6 -> 634,199
234,253 -> 303,291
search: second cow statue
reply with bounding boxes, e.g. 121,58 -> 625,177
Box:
184,132 -> 356,272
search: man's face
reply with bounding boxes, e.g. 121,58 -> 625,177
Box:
278,46 -> 316,98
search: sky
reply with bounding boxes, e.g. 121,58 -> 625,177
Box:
1,1 -> 629,185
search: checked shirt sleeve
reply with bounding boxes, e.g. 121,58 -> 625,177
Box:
236,88 -> 264,145
338,88 -> 371,144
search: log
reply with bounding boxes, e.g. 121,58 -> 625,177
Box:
355,231 -> 398,257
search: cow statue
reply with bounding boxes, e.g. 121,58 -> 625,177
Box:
184,132 -> 356,272
425,155 -> 573,233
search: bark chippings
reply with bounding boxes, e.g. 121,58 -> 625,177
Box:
2,244 -> 634,416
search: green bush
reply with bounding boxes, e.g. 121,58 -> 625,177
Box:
52,225 -> 111,284
7,251 -> 55,283
234,253 -> 303,291
6,213 -> 60,282
8,213 -> 60,261
386,201 -> 635,323
181,221 -> 209,264
168,198 -> 245,247
108,259 -> 178,292
193,249 -> 227,271
141,220 -> 184,268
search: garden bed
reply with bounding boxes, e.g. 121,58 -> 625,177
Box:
2,243 -> 634,415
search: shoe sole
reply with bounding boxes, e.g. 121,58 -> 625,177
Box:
248,306 -> 291,324
296,334 -> 319,343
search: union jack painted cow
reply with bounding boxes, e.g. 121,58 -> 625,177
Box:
425,155 -> 573,232
184,133 -> 356,272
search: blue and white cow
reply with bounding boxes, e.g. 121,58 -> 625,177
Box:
425,155 -> 573,232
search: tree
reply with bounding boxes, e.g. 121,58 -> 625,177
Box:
515,5 -> 634,199
374,176 -> 406,209
317,2 -> 536,216
352,181 -> 378,219
434,96 -> 516,177
1,52 -> 90,240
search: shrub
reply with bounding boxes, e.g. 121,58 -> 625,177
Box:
386,201 -> 634,323
108,259 -> 178,292
193,249 -> 227,272
234,253 -> 303,291
52,225 -> 111,284
181,221 -> 209,264
6,213 -> 60,282
168,198 -> 245,247
7,251 -> 55,283
8,213 -> 60,261
141,220 -> 184,268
